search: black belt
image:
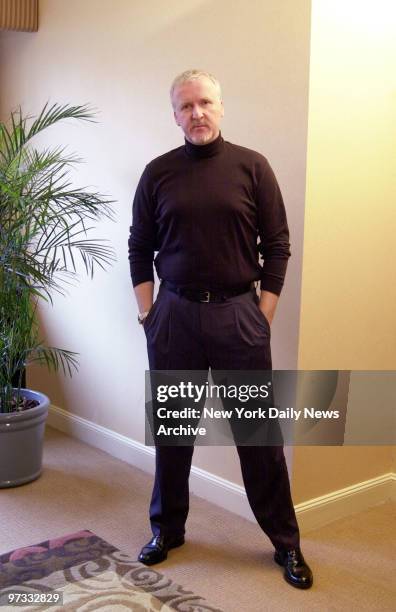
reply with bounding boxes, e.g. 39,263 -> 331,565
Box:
162,280 -> 253,303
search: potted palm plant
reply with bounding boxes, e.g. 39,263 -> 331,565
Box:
0,103 -> 115,487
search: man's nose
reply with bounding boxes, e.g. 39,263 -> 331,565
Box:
192,105 -> 204,119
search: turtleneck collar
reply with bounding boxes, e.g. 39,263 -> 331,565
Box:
184,132 -> 224,159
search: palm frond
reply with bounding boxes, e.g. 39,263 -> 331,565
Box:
26,102 -> 96,142
26,345 -> 79,377
0,101 -> 115,412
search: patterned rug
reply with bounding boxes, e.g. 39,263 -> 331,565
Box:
0,530 -> 223,611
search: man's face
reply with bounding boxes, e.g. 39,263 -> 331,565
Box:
172,77 -> 224,145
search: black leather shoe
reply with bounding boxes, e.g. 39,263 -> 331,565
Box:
274,547 -> 313,589
138,534 -> 185,566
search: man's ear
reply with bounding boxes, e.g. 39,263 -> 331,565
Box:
220,100 -> 225,118
174,111 -> 180,126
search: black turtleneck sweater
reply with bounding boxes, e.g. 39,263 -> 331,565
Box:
128,134 -> 290,295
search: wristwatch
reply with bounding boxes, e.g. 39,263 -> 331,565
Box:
138,310 -> 150,325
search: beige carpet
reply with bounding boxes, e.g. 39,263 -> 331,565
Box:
0,426 -> 395,611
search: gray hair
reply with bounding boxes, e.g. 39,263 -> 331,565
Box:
170,69 -> 222,106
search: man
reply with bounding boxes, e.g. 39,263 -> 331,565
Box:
128,69 -> 313,589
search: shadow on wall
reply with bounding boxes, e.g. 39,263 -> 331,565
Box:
27,305 -> 70,417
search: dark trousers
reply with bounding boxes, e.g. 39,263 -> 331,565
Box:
144,284 -> 300,551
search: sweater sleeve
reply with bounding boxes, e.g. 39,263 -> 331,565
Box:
256,160 -> 291,295
128,165 -> 157,287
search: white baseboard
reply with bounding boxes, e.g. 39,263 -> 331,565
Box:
295,472 -> 396,533
47,404 -> 395,534
47,403 -> 155,474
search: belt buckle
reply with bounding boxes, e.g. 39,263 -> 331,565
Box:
200,290 -> 210,303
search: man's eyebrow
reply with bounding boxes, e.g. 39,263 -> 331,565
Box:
178,97 -> 213,109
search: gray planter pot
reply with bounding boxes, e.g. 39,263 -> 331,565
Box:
0,389 -> 49,488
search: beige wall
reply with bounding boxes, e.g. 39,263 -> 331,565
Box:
0,0 -> 311,485
294,0 -> 396,502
